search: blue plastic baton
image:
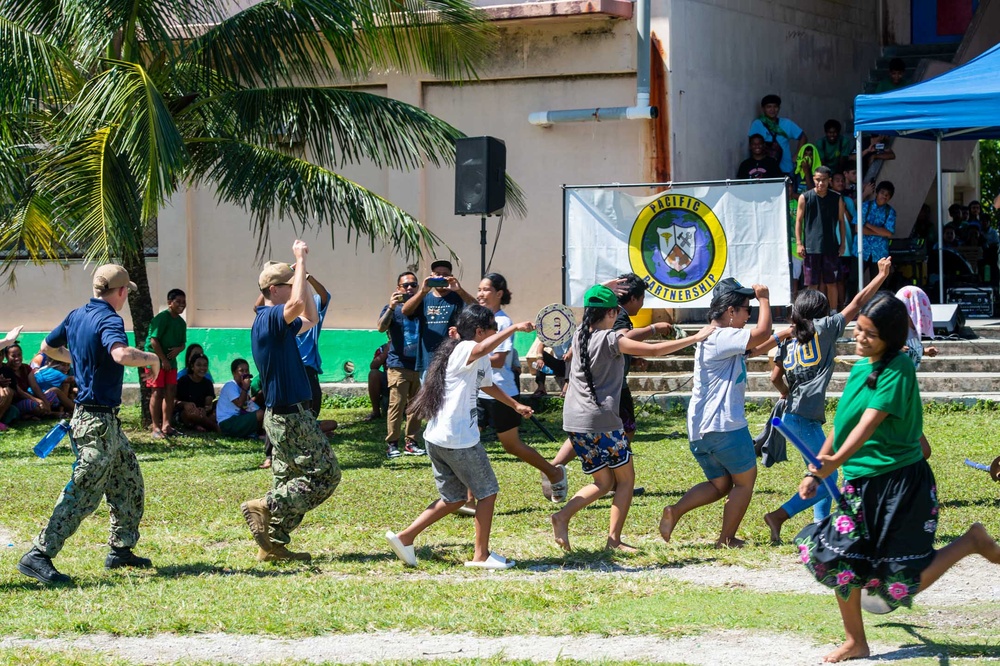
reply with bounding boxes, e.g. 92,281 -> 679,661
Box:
771,416 -> 842,501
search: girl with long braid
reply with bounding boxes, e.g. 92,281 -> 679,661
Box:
386,305 -> 534,569
550,285 -> 715,552
795,292 -> 1000,663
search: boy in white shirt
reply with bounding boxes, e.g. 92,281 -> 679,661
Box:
217,358 -> 263,438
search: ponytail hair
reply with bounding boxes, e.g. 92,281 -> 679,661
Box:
577,306 -> 614,407
859,292 -> 909,389
706,292 -> 747,323
407,304 -> 495,421
482,272 -> 512,306
791,289 -> 829,345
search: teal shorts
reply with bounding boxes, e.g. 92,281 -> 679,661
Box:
219,411 -> 259,439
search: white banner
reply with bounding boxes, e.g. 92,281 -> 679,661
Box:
565,182 -> 790,308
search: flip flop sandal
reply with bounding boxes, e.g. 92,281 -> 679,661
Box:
464,552 -> 515,569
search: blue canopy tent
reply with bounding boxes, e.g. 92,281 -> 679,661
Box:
853,41 -> 1000,302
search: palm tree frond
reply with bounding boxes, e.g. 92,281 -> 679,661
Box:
61,60 -> 188,222
503,173 -> 527,219
222,86 -> 463,171
36,128 -> 144,265
189,138 -> 449,261
342,0 -> 496,80
183,0 -> 494,87
0,12 -> 81,112
181,1 -> 337,88
0,191 -> 60,278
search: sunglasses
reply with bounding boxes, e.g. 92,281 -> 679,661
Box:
740,305 -> 753,316
399,282 -> 419,289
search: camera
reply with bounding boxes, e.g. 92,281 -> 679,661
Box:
874,143 -> 885,153
427,276 -> 449,288
241,373 -> 253,380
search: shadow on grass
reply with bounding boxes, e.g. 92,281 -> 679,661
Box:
0,561 -> 318,592
874,621 -> 1000,661
154,562 -> 316,578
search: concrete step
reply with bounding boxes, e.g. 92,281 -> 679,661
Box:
633,391 -> 1000,411
554,354 -> 1000,374
522,370 -> 1000,396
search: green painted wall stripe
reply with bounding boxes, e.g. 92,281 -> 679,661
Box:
11,329 -> 537,383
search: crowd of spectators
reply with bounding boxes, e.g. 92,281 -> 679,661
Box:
739,72 -> 997,303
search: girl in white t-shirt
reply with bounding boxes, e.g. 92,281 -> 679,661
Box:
660,279 -> 775,549
385,305 -> 534,570
551,285 -> 715,553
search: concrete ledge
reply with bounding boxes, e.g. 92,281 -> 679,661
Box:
484,0 -> 633,21
119,382 -> 369,405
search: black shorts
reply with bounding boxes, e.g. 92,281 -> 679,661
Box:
477,397 -> 523,434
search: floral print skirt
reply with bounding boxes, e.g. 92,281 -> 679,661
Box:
794,459 -> 938,611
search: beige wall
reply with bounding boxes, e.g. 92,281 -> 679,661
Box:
0,260 -> 160,331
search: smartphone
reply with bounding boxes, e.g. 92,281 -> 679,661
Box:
427,276 -> 449,287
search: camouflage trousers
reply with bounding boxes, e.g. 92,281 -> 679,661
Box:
263,405 -> 341,545
34,407 -> 144,557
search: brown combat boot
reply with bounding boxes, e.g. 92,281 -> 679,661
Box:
257,544 -> 312,562
240,499 -> 273,553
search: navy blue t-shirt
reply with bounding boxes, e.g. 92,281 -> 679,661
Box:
45,298 -> 129,407
417,291 -> 464,371
380,304 -> 419,371
251,304 -> 311,408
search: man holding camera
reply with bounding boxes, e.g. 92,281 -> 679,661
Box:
378,271 -> 424,459
240,240 -> 341,563
400,260 -> 476,374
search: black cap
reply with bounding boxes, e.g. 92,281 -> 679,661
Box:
713,277 -> 755,299
430,260 -> 452,272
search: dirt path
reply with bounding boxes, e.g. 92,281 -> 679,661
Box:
0,629 -> 935,665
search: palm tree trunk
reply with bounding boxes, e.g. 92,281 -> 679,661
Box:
124,255 -> 155,428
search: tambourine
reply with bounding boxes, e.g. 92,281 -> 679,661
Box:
534,304 -> 576,347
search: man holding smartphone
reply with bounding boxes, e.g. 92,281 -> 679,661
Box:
378,272 -> 424,458
401,260 -> 476,375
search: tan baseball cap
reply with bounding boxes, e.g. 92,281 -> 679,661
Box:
93,264 -> 137,293
258,261 -> 295,290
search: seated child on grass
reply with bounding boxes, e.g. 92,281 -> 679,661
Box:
216,358 -> 263,439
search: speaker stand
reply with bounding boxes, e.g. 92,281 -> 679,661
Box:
480,214 -> 487,278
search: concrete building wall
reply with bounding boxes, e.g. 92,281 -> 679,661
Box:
660,0 -> 881,182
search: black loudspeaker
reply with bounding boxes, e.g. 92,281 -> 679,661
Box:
455,136 -> 506,216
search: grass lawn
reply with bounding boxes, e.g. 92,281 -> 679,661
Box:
0,399 -> 998,661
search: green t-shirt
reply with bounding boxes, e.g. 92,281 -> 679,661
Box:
145,310 -> 187,370
832,353 -> 923,480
